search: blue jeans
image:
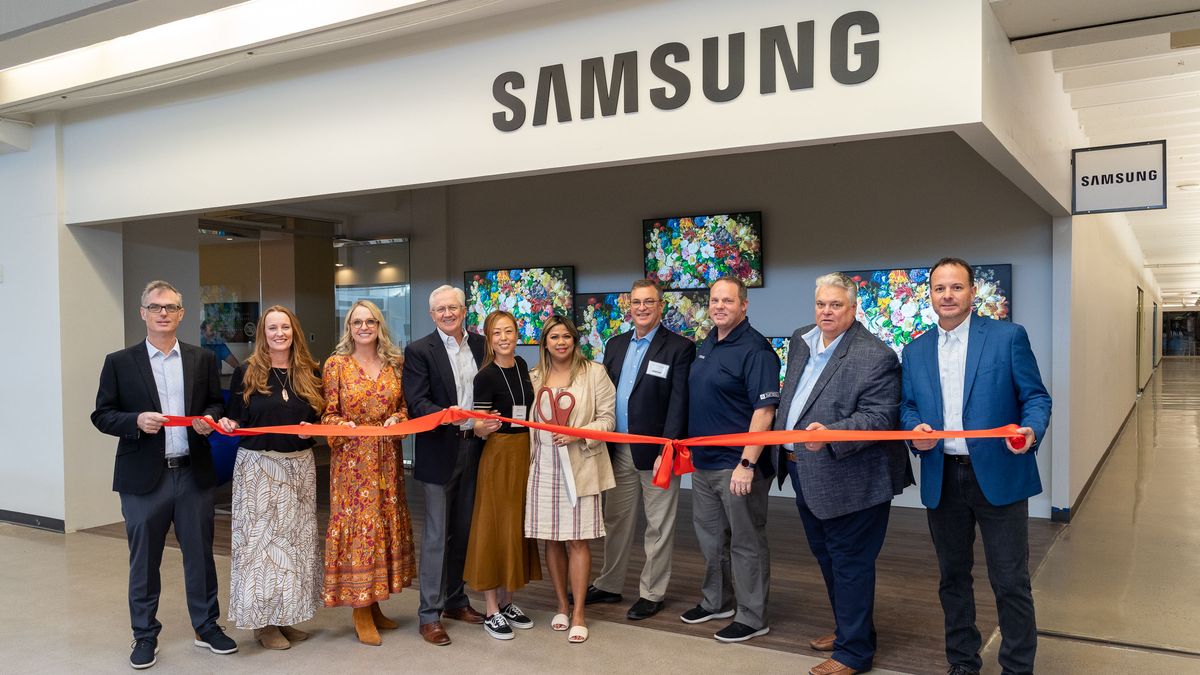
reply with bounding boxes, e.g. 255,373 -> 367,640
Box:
928,457 -> 1035,675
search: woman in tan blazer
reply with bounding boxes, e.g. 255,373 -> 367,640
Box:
525,315 -> 616,643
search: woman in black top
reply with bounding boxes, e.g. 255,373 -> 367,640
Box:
216,305 -> 324,650
463,311 -> 542,640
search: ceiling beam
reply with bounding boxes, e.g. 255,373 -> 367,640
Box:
1013,10 -> 1200,53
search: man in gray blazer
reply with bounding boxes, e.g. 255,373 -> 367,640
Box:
773,273 -> 912,675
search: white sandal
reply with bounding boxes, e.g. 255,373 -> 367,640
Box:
551,613 -> 569,631
568,625 -> 588,643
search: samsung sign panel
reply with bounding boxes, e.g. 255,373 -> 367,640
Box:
1072,140 -> 1167,215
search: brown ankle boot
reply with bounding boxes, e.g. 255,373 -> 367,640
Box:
370,602 -> 400,630
353,607 -> 382,646
278,625 -> 309,642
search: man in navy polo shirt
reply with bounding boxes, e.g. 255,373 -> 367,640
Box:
679,276 -> 780,644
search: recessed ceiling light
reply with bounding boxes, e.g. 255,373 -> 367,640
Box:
225,237 -> 234,241
334,263 -> 345,267
1178,183 -> 1200,192
377,260 -> 388,265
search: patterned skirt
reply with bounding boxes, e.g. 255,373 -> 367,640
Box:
228,448 -> 321,629
323,437 -> 416,607
524,430 -> 603,541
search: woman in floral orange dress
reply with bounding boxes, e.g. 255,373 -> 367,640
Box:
322,299 -> 416,646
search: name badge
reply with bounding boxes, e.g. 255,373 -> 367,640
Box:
646,360 -> 670,379
510,405 -> 528,424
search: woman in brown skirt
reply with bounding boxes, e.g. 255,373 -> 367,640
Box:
463,310 -> 542,640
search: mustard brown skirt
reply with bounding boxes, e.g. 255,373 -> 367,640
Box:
463,431 -> 542,591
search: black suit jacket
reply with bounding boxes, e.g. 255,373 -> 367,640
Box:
91,341 -> 225,495
602,325 -> 695,470
402,330 -> 486,484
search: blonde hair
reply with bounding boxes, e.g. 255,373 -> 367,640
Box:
534,315 -> 587,384
333,300 -> 404,370
242,306 -> 324,414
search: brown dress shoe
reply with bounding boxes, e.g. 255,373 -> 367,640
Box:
254,626 -> 290,650
809,657 -> 858,675
278,625 -> 309,642
420,621 -> 452,645
443,605 -> 485,624
370,602 -> 399,630
353,607 -> 382,646
809,632 -> 836,651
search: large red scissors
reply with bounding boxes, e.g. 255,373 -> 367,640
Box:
536,386 -> 578,506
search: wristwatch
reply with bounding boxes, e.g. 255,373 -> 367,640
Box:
739,458 -> 756,469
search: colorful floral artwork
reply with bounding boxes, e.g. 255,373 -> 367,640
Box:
662,290 -> 713,343
575,293 -> 634,362
770,337 -> 790,388
843,264 -> 1013,357
572,290 -> 713,362
643,212 -> 764,289
464,266 -> 574,345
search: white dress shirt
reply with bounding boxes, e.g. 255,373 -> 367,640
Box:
938,314 -> 971,455
146,339 -> 188,457
438,328 -> 478,429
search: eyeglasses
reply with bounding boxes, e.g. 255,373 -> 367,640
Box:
143,304 -> 182,314
630,299 -> 660,308
432,305 -> 463,316
351,319 -> 379,328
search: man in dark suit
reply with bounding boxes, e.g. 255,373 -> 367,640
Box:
584,279 -> 695,620
91,280 -> 237,670
402,284 -> 487,646
901,258 -> 1051,675
774,273 -> 912,675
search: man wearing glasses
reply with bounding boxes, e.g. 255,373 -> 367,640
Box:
584,279 -> 695,620
92,280 -> 237,669
402,285 -> 488,645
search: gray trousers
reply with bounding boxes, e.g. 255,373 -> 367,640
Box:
119,465 -> 220,640
594,444 -> 680,602
691,467 -> 771,629
417,437 -> 479,625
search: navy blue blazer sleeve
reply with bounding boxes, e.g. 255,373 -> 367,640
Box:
402,342 -> 442,418
661,337 -> 696,441
1011,324 -> 1052,449
91,351 -> 140,440
899,343 -> 938,455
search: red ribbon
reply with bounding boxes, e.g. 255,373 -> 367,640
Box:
165,413 -> 1025,489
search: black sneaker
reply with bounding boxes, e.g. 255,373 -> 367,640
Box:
584,584 -> 623,604
714,621 -> 770,643
483,613 -> 514,640
947,666 -> 981,675
680,605 -> 735,624
129,637 -> 158,670
193,626 -> 238,654
500,603 -> 534,630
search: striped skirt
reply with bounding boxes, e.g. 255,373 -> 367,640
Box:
228,448 -> 321,629
524,430 -> 603,541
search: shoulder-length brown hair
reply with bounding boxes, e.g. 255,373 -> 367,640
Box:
242,305 -> 324,414
481,310 -> 519,371
534,314 -> 587,383
332,299 -> 404,370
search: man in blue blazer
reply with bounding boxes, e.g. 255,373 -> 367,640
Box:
585,279 -> 695,620
900,258 -> 1051,675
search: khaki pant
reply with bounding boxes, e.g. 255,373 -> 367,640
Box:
593,444 -> 680,602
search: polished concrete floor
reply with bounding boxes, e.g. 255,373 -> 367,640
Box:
6,360 -> 1200,673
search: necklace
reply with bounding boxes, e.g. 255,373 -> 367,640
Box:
271,367 -> 291,402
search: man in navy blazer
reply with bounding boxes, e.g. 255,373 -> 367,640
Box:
402,285 -> 487,645
773,273 -> 911,675
900,258 -> 1051,675
91,280 -> 237,669
584,279 -> 695,620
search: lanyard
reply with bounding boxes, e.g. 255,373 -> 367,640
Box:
497,364 -> 526,409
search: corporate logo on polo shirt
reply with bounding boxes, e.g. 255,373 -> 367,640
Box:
491,11 -> 880,132
760,392 -> 780,401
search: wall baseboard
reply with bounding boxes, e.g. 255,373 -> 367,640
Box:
0,509 -> 65,533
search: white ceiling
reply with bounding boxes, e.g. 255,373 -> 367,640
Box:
4,0 -> 1200,303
